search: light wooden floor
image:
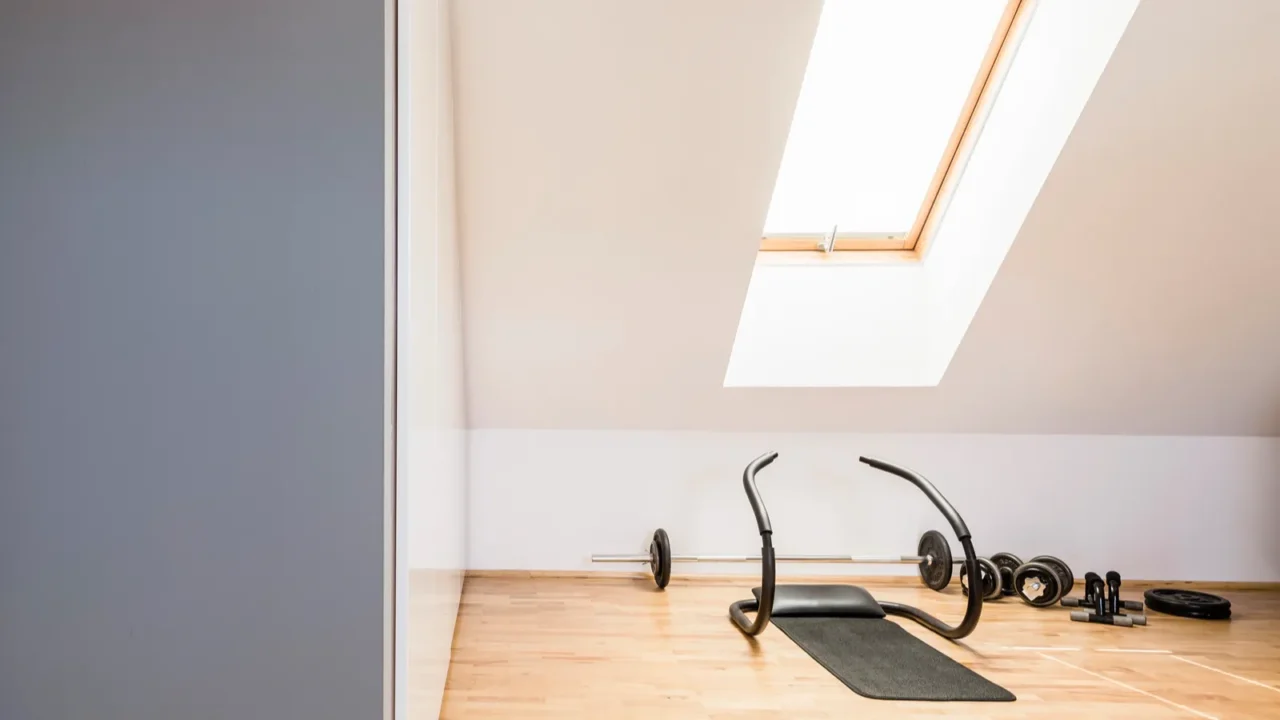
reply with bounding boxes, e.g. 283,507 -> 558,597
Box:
437,573 -> 1280,719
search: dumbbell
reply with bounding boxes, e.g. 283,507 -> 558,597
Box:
975,553 -> 1075,607
963,553 -> 1077,605
959,557 -> 1003,601
988,553 -> 1020,597
1009,556 -> 1075,607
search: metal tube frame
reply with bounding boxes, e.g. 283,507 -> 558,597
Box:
728,452 -> 779,636
591,553 -> 955,565
729,453 -> 984,641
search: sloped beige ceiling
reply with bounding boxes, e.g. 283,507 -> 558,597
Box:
454,0 -> 1280,434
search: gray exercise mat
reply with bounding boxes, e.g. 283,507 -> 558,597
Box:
770,616 -> 1015,702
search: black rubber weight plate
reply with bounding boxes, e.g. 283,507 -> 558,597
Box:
990,553 -> 1023,597
980,558 -> 1003,599
1144,588 -> 1231,620
917,530 -> 952,591
1012,561 -> 1063,608
961,558 -> 1002,601
650,528 -> 672,590
1030,555 -> 1074,597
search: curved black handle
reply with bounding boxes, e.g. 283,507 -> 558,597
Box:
743,452 -> 778,535
1106,571 -> 1122,615
730,452 -> 778,636
858,455 -> 981,639
729,535 -> 775,636
1089,574 -> 1107,616
858,456 -> 971,541
878,537 -> 983,640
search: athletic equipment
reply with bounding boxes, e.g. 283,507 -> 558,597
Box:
1070,609 -> 1147,626
959,557 -> 1003,601
1143,588 -> 1231,620
1061,571 -> 1141,611
1028,555 -> 1075,597
593,528 -> 965,591
1068,571 -> 1147,626
989,553 -> 1023,597
942,551 -> 1076,605
726,453 -> 1014,702
1011,561 -> 1065,607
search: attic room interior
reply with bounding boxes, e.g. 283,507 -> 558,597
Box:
3,0 -> 1279,719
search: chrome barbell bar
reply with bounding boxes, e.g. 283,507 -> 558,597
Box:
591,553 -> 961,566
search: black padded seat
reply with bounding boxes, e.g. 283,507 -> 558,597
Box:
753,584 -> 886,618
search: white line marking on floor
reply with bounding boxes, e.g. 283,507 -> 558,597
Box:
1039,653 -> 1219,720
1173,655 -> 1280,694
1097,648 -> 1172,654
1002,646 -> 1080,652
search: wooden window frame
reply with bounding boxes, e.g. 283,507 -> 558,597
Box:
760,0 -> 1031,262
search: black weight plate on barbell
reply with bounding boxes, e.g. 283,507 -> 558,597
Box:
1012,561 -> 1064,608
1143,588 -> 1231,620
917,530 -> 953,591
960,557 -> 1003,601
1030,555 -> 1074,597
650,528 -> 672,590
990,553 -> 1023,597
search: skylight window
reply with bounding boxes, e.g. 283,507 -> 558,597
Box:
762,0 -> 1025,254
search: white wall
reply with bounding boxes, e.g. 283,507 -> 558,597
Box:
454,0 -> 1280,436
470,430 -> 1280,583
398,0 -> 467,717
453,0 -> 1280,598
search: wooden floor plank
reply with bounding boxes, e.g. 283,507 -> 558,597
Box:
430,574 -> 1280,719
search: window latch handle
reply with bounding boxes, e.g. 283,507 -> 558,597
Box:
819,225 -> 837,253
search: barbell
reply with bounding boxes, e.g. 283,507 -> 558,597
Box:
592,528 -> 980,592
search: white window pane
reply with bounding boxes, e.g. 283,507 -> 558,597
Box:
764,0 -> 1007,236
